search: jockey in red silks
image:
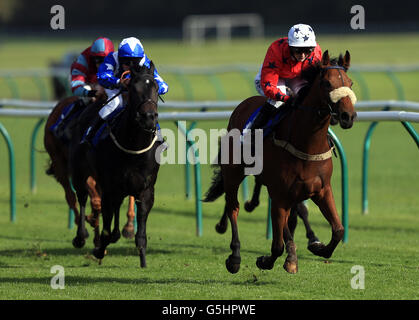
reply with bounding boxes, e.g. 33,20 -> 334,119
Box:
53,37 -> 115,137
70,37 -> 115,99
249,23 -> 323,131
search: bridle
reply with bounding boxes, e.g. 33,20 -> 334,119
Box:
320,65 -> 347,119
296,65 -> 348,119
108,71 -> 160,154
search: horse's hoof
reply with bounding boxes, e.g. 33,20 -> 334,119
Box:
110,229 -> 121,243
244,200 -> 258,212
122,223 -> 135,239
307,242 -> 332,258
283,260 -> 298,274
256,256 -> 274,270
225,256 -> 241,274
72,236 -> 85,249
215,223 -> 227,234
308,241 -> 326,255
92,247 -> 105,260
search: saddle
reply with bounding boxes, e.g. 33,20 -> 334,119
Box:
50,100 -> 84,143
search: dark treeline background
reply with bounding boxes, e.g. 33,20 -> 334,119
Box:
1,0 -> 418,37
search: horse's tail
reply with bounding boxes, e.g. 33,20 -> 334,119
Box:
203,164 -> 224,202
203,146 -> 225,202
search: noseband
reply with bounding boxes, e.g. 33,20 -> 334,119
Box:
317,65 -> 348,119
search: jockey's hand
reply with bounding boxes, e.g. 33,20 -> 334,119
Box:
284,95 -> 296,107
120,77 -> 131,87
87,90 -> 97,98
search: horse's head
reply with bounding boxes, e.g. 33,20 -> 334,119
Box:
127,61 -> 159,131
318,50 -> 357,129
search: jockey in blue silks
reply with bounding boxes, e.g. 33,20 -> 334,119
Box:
82,37 -> 169,145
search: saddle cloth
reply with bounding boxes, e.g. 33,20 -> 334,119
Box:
242,102 -> 293,138
49,102 -> 82,143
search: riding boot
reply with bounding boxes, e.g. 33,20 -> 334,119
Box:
80,115 -> 105,146
246,101 -> 277,154
249,101 -> 277,131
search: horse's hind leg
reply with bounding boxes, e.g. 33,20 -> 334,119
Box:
52,159 -> 81,226
223,167 -> 244,274
215,206 -> 228,234
244,176 -> 262,212
122,196 -> 136,239
135,187 -> 154,268
72,190 -> 89,249
92,193 -> 122,260
310,186 -> 344,259
295,201 -> 323,252
257,197 -> 288,271
86,176 -> 101,247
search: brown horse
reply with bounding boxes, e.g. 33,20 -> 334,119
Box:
44,90 -> 137,246
204,50 -> 357,274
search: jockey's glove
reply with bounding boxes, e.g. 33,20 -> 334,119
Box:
87,90 -> 97,97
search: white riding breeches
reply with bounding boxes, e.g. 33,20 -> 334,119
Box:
99,88 -> 123,119
254,66 -> 308,108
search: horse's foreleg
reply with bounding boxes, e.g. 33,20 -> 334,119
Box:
135,188 -> 154,268
257,198 -> 288,271
311,186 -> 344,259
92,193 -> 115,260
122,196 -> 136,239
244,177 -> 262,212
283,220 -> 298,274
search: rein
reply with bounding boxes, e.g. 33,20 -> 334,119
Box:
109,130 -> 158,155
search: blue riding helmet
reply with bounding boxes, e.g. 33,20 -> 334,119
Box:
118,37 -> 144,58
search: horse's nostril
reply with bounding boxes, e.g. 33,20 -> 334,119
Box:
341,112 -> 350,122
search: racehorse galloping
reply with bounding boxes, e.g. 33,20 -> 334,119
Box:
44,87 -> 138,246
69,62 -> 160,267
204,51 -> 357,274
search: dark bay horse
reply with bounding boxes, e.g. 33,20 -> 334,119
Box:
204,51 -> 357,274
69,62 -> 160,267
44,87 -> 138,246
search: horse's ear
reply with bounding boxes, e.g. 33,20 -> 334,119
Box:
342,50 -> 350,70
321,50 -> 330,66
149,60 -> 155,74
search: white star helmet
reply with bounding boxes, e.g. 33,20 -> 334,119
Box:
288,24 -> 317,47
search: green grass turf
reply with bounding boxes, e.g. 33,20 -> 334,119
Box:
0,34 -> 418,299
